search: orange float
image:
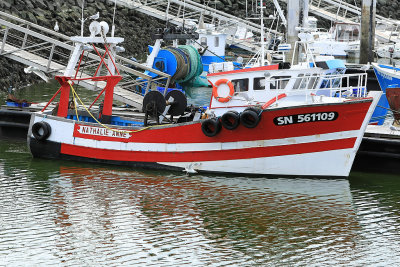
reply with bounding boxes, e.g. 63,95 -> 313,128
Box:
212,79 -> 234,103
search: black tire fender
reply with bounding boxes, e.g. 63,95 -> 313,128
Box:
201,118 -> 222,137
32,121 -> 51,141
240,108 -> 261,128
221,111 -> 240,130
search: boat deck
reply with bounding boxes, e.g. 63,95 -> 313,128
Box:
365,125 -> 400,139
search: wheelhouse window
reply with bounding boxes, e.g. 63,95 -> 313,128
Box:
232,78 -> 249,92
293,74 -> 308,89
308,74 -> 319,89
335,24 -> 360,42
201,37 -> 207,46
254,77 -> 266,90
214,37 -> 219,47
269,76 -> 291,90
293,74 -> 319,90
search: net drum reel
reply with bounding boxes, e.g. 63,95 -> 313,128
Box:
142,90 -> 187,126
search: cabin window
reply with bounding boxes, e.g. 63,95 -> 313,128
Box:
214,37 -> 219,47
201,37 -> 207,46
293,74 -> 304,89
294,74 -> 314,89
336,24 -> 360,42
254,77 -> 266,90
269,76 -> 291,90
232,78 -> 249,92
308,74 -> 319,89
293,74 -> 318,90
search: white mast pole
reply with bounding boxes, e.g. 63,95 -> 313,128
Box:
112,0 -> 117,37
81,0 -> 85,36
260,0 -> 265,66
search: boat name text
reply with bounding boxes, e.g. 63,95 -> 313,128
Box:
77,125 -> 131,139
274,112 -> 338,126
377,71 -> 393,81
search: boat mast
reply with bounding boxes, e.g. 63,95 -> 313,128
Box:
81,0 -> 85,36
112,0 -> 117,37
260,0 -> 265,66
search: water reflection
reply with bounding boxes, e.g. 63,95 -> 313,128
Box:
1,140 -> 400,265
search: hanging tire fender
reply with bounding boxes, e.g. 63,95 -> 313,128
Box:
201,118 -> 222,137
221,111 -> 240,130
31,121 -> 52,141
240,108 -> 261,128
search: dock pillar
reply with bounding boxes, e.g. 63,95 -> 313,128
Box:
287,0 -> 300,65
302,0 -> 309,28
360,0 -> 377,64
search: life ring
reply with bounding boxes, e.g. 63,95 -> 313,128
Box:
32,121 -> 51,141
201,118 -> 222,137
221,111 -> 240,130
212,79 -> 234,103
240,107 -> 261,128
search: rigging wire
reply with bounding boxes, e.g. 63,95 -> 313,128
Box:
67,81 -> 169,133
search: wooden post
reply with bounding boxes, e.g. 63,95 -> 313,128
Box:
287,0 -> 300,65
360,0 -> 377,64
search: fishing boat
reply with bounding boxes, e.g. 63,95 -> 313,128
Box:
26,19 -> 381,177
353,87 -> 400,173
307,19 -> 360,58
371,63 -> 400,125
376,43 -> 400,59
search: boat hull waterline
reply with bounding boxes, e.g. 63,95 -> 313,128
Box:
28,99 -> 374,177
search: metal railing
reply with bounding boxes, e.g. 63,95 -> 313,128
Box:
0,11 -> 172,107
254,72 -> 368,107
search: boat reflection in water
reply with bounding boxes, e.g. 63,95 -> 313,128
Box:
27,166 -> 362,265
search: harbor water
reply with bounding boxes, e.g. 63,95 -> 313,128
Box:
1,139 -> 400,266
1,83 -> 400,266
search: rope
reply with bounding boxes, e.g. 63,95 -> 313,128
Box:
376,105 -> 400,115
71,89 -> 80,122
177,45 -> 202,83
167,47 -> 188,81
67,81 -> 166,134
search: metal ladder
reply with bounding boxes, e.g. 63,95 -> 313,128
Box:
115,0 -> 283,53
0,11 -> 171,109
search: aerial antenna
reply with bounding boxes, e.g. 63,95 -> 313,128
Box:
166,0 -> 170,27
112,0 -> 117,36
182,0 -> 186,29
260,0 -> 265,66
81,0 -> 85,36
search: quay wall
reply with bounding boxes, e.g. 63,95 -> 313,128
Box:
0,0 -> 165,89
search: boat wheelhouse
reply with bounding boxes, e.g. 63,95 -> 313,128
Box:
27,21 -> 380,177
206,56 -> 352,117
308,21 -> 360,57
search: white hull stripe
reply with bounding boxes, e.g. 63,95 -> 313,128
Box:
69,130 -> 360,152
156,149 -> 354,176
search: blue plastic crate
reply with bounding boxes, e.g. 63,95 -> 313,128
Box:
6,101 -> 30,107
